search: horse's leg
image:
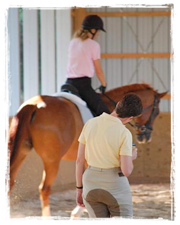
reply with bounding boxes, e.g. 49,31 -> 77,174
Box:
39,160 -> 60,217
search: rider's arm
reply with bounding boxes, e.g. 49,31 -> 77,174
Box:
93,59 -> 106,87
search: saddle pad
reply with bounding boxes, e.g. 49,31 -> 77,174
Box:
52,92 -> 93,124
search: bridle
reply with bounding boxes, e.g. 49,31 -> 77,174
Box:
128,93 -> 159,133
100,90 -> 159,133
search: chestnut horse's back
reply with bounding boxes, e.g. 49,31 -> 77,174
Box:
28,96 -> 83,161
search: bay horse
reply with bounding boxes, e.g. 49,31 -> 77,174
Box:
8,83 -> 167,217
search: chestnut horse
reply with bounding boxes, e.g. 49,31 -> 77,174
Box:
8,83 -> 166,217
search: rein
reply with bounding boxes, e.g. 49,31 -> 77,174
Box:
102,92 -> 117,106
95,87 -> 117,106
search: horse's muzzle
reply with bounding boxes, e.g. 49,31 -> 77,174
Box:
136,131 -> 152,144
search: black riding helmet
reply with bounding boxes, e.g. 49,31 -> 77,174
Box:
82,15 -> 106,32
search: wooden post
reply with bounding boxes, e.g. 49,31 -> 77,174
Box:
73,8 -> 86,32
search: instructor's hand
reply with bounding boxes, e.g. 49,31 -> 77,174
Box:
132,146 -> 138,160
76,189 -> 85,207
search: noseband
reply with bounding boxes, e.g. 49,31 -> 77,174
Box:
129,93 -> 159,133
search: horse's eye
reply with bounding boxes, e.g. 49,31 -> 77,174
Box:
140,126 -> 146,132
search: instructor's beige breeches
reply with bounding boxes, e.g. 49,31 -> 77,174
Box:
82,166 -> 133,218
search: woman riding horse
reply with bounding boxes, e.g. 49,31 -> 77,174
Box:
65,15 -> 109,116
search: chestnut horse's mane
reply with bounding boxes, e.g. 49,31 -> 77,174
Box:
107,83 -> 156,95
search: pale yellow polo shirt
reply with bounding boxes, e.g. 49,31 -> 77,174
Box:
78,112 -> 132,168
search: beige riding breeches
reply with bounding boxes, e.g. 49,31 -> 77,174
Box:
82,166 -> 133,218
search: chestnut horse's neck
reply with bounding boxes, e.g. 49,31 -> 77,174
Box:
101,83 -> 156,112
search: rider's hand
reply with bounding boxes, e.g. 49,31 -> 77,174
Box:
99,85 -> 106,94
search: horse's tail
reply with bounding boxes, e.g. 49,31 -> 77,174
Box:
5,105 -> 36,198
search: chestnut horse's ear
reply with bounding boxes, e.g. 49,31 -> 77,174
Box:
157,91 -> 168,99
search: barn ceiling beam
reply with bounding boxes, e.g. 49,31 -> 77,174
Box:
101,53 -> 172,59
162,94 -> 170,99
72,10 -> 171,18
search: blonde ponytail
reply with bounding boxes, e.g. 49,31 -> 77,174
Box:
73,29 -> 89,41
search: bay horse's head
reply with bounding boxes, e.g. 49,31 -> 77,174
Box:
103,84 -> 168,144
132,90 -> 167,144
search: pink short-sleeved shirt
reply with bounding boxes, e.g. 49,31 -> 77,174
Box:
66,38 -> 101,79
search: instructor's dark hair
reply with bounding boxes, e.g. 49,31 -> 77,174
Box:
115,93 -> 143,118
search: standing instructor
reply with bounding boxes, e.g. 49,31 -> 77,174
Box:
76,93 -> 143,218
